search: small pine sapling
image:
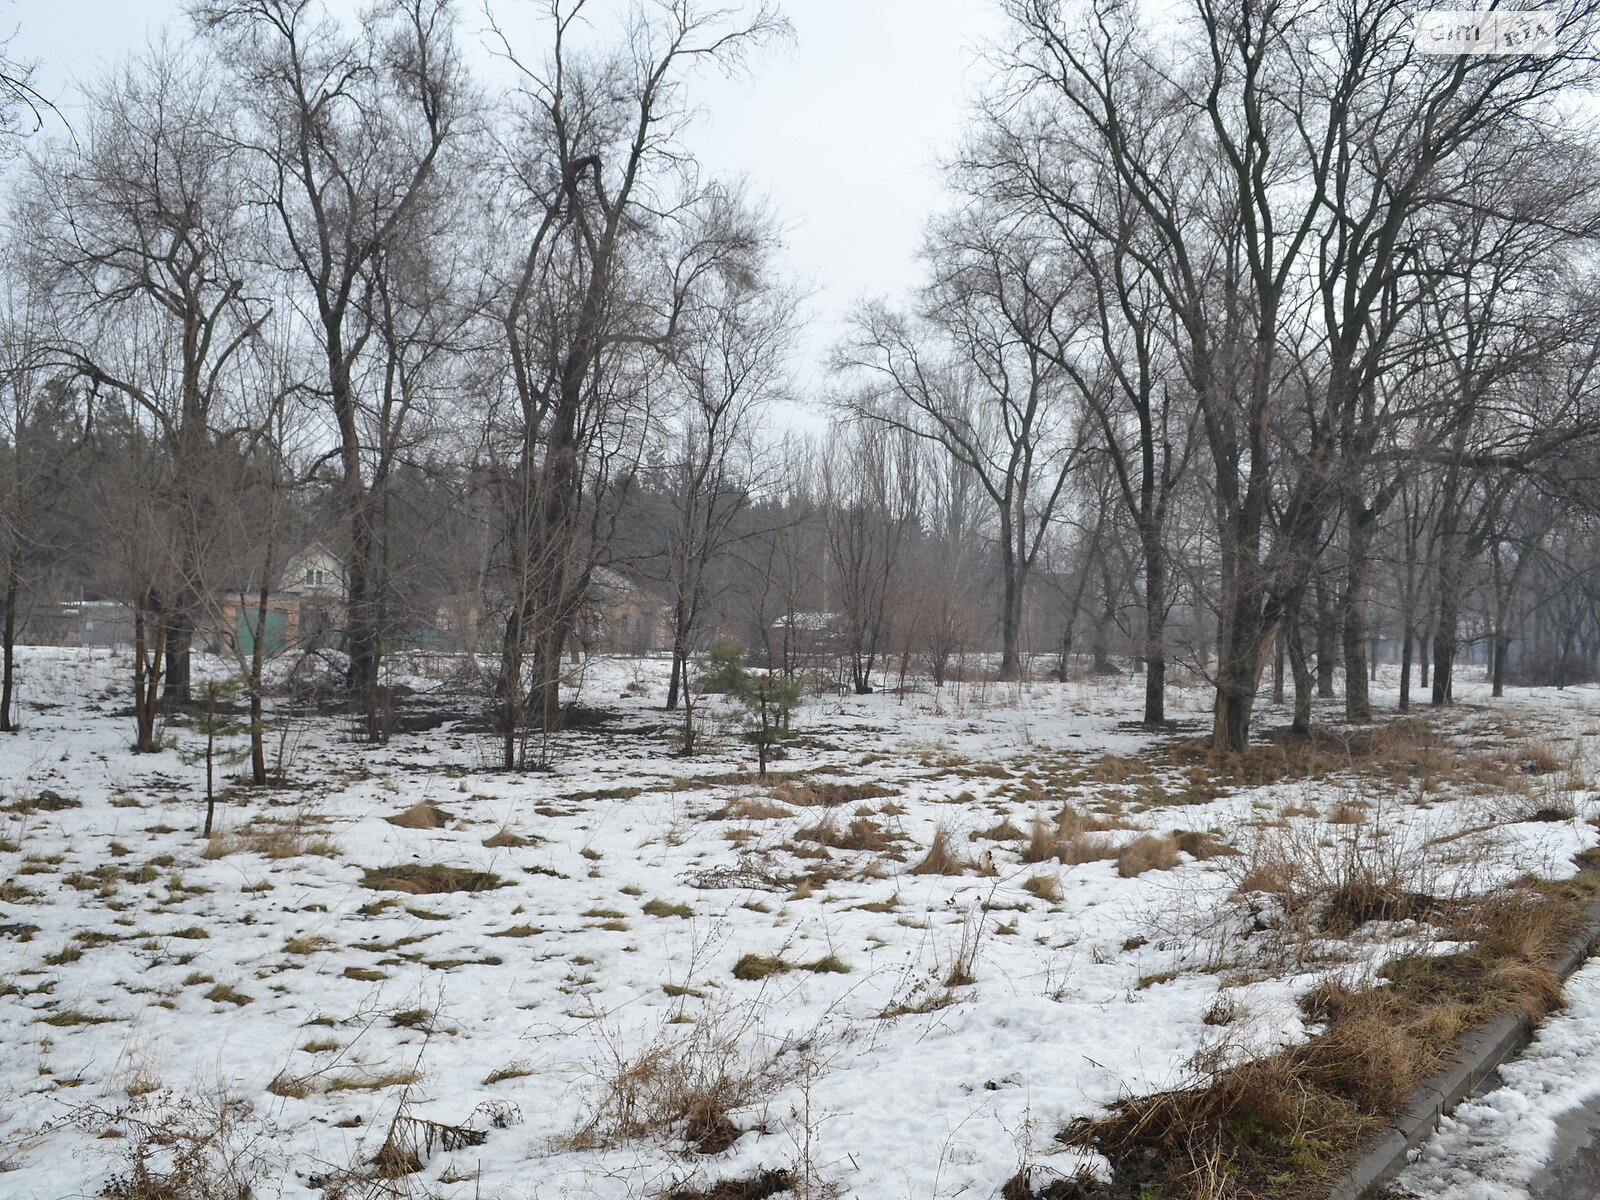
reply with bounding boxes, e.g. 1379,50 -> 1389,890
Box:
699,640 -> 802,779
182,678 -> 251,837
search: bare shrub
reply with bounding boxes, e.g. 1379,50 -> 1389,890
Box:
69,1090 -> 282,1200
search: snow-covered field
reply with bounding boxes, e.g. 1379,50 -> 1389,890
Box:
0,647 -> 1597,1200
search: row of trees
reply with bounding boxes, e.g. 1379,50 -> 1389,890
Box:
2,0 -> 1599,761
840,0 -> 1600,747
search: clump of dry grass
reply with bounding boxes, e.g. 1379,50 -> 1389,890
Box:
1174,830 -> 1239,860
1326,800 -> 1368,825
386,801 -> 454,830
203,817 -> 340,861
910,826 -> 973,875
483,825 -> 532,848
1086,754 -> 1154,785
795,816 -> 899,853
1230,820 -> 1438,943
769,779 -> 896,808
710,797 -> 796,821
569,1008 -> 804,1155
1022,873 -> 1062,902
1021,805 -> 1122,864
360,864 -> 505,894
1519,739 -> 1569,776
283,935 -> 334,956
974,818 -> 1026,841
665,1169 -> 795,1200
1117,834 -> 1180,878
730,952 -> 847,980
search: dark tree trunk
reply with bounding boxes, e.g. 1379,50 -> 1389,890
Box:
0,539 -> 18,733
1342,504 -> 1374,722
998,525 -> 1023,681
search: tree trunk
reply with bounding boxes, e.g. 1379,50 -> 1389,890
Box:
0,538 -> 18,733
132,593 -> 167,754
248,544 -> 276,786
1342,505 -> 1374,722
1399,611 -> 1414,712
997,528 -> 1023,681
162,610 -> 195,709
1287,592 -> 1313,736
1142,547 -> 1167,725
1432,583 -> 1458,706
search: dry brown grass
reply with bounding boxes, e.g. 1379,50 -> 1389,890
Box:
360,864 -> 506,894
482,825 -> 532,847
1118,834 -> 1181,878
770,779 -> 897,808
386,801 -> 453,830
1062,869 -> 1593,1200
710,797 -> 796,821
1167,719 -> 1565,804
569,1009 -> 803,1154
1086,754 -> 1156,785
202,818 -> 339,861
1325,801 -> 1368,825
795,816 -> 900,853
1229,819 -> 1439,944
1022,873 -> 1062,903
1174,830 -> 1239,860
664,1169 -> 795,1200
1021,805 -> 1122,864
910,826 -> 973,875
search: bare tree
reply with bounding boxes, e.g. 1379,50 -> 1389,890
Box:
0,275 -> 67,730
821,421 -> 916,695
191,0 -> 465,738
481,0 -> 787,755
839,212 -> 1085,681
27,43 -> 266,706
988,0 -> 1600,748
657,223 -> 794,752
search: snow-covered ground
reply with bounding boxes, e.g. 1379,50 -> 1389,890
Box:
0,647 -> 1596,1200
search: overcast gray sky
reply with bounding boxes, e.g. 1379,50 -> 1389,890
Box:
10,0 -> 1009,398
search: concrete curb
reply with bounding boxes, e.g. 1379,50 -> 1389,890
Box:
1322,889 -> 1600,1200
